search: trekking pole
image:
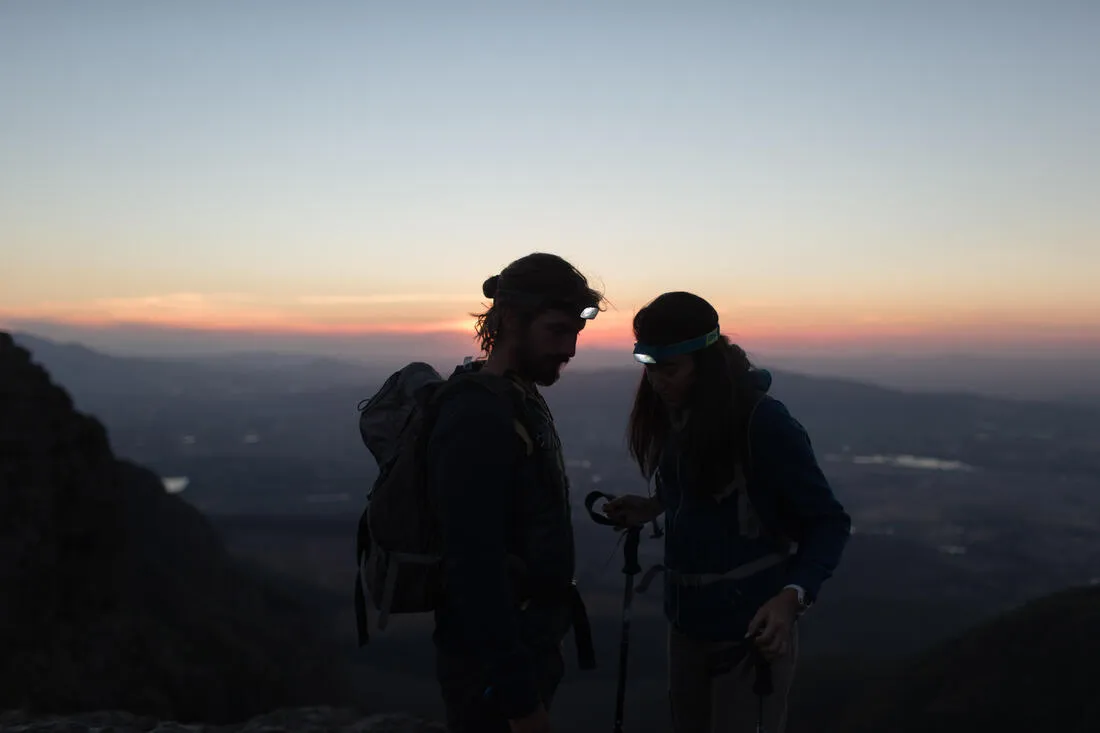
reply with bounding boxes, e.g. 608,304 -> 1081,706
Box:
750,643 -> 774,733
585,491 -> 643,733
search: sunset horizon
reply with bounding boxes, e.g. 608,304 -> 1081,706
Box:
3,1 -> 1097,367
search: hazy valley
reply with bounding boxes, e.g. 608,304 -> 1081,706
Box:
7,332 -> 1100,733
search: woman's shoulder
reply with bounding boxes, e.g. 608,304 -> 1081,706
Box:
748,392 -> 807,440
751,391 -> 787,416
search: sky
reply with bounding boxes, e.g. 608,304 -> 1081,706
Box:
2,0 -> 1098,364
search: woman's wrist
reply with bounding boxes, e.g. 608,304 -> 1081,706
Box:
645,496 -> 663,519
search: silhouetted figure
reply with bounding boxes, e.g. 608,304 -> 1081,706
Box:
428,253 -> 605,733
603,291 -> 851,733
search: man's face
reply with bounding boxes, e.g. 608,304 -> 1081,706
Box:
515,309 -> 585,386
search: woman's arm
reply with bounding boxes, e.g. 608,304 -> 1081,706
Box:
752,398 -> 852,605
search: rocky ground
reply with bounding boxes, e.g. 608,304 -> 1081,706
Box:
0,707 -> 444,733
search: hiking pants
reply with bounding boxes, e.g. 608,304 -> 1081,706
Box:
668,624 -> 799,733
435,644 -> 564,733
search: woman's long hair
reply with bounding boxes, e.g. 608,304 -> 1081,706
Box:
626,292 -> 758,498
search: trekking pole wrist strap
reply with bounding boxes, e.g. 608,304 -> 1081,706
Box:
584,491 -> 643,575
583,490 -> 617,527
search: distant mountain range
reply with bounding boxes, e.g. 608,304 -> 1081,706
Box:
10,319 -> 1099,401
766,350 -> 1100,404
14,329 -> 1100,483
10,332 -> 381,398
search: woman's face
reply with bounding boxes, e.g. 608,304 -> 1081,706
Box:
644,354 -> 695,409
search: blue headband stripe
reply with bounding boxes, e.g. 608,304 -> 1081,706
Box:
632,327 -> 720,364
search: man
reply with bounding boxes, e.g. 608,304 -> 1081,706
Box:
426,252 -> 605,733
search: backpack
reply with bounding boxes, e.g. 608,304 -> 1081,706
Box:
352,360 -> 534,646
652,390 -> 797,551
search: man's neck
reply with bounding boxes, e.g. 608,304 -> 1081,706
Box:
481,347 -> 513,376
484,347 -> 508,374
481,348 -> 542,395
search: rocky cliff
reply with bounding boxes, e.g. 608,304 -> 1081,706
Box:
833,582 -> 1100,733
0,332 -> 435,730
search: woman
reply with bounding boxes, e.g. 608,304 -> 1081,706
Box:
603,291 -> 851,733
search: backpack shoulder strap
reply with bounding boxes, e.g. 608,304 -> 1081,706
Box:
500,373 -> 535,457
744,389 -> 769,468
511,415 -> 534,457
744,391 -> 799,548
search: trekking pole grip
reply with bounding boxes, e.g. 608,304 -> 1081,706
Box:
584,491 -> 644,576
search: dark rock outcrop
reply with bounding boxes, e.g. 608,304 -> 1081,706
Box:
0,332 -> 355,722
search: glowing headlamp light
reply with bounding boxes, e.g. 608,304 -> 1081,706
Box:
632,327 -> 720,365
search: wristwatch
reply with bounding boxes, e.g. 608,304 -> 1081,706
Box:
784,584 -> 812,615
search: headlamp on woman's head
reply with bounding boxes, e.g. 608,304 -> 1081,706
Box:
632,327 -> 720,365
495,288 -> 600,320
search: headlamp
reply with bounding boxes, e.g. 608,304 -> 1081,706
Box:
632,327 -> 720,365
495,288 -> 599,320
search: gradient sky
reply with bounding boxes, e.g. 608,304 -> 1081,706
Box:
2,0 -> 1098,359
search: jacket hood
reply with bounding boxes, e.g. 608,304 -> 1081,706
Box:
748,367 -> 773,393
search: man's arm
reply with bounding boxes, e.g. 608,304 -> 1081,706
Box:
426,387 -> 540,719
753,398 -> 851,604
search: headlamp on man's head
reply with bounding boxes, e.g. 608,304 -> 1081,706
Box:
632,327 -> 720,365
495,288 -> 600,320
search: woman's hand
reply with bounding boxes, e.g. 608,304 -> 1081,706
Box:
602,494 -> 661,528
745,588 -> 800,661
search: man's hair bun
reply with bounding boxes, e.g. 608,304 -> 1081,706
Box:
482,274 -> 501,299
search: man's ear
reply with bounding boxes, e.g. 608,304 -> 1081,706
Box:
499,303 -> 523,334
497,306 -> 523,346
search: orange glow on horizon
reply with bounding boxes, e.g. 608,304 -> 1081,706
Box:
4,287 -> 1099,354
4,305 -> 1098,352
0,310 -> 475,337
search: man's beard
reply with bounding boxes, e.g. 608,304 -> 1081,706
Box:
516,339 -> 568,386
